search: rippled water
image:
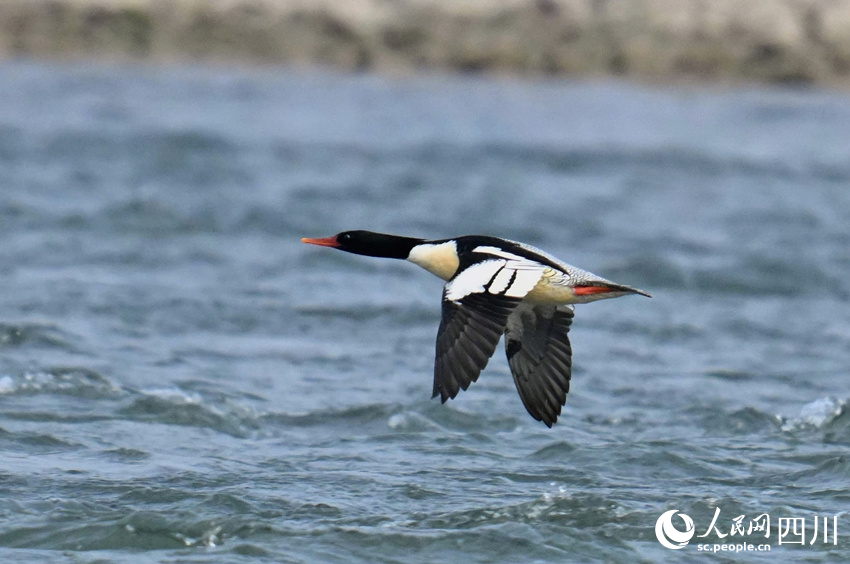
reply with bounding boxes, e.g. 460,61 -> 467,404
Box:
1,62 -> 849,563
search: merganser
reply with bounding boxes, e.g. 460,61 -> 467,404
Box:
302,231 -> 651,427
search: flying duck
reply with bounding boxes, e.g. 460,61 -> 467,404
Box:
302,231 -> 650,427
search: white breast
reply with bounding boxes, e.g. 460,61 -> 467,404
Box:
407,241 -> 459,280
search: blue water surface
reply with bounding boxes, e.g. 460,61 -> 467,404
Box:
0,62 -> 849,563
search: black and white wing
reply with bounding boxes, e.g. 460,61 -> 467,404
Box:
434,292 -> 518,402
504,304 -> 574,427
433,252 -> 545,403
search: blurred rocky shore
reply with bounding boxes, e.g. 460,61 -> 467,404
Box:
2,0 -> 850,85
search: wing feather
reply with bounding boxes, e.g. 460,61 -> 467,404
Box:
433,291 -> 519,402
432,250 -> 547,406
504,304 -> 574,427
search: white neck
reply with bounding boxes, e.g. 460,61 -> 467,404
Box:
407,241 -> 459,281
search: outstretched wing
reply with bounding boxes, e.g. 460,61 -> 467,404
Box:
434,292 -> 518,402
504,304 -> 574,427
433,253 -> 545,403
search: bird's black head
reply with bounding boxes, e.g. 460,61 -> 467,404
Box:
302,230 -> 423,259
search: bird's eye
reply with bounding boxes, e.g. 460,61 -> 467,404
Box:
340,233 -> 351,241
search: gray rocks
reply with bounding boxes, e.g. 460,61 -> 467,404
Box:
1,0 -> 848,85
